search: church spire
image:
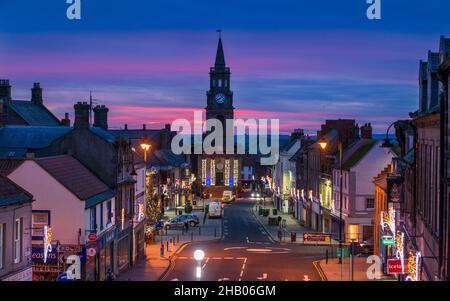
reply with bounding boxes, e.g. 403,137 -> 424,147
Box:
215,29 -> 226,68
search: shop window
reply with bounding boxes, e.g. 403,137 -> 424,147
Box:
348,224 -> 359,242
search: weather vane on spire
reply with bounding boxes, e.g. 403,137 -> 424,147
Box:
216,29 -> 222,38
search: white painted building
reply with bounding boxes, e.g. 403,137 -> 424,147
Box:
332,139 -> 395,243
3,155 -> 116,281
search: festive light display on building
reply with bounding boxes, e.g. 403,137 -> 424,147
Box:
380,204 -> 396,235
121,208 -> 125,230
406,250 -> 421,281
201,159 -> 207,185
210,159 -> 216,186
43,225 -> 52,263
224,160 -> 230,186
233,160 -> 239,185
395,231 -> 405,274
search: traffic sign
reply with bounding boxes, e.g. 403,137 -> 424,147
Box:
88,233 -> 97,242
156,221 -> 164,231
87,248 -> 96,257
56,273 -> 74,282
303,233 -> 331,244
382,236 -> 395,246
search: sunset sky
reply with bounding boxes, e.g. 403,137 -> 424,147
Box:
1,0 -> 449,134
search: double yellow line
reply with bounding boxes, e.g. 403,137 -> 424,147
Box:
312,260 -> 327,281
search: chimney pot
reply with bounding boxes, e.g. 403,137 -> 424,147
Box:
143,124 -> 146,131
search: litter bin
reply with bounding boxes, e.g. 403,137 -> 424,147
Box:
272,209 -> 277,215
291,232 -> 296,242
263,209 -> 269,217
259,207 -> 263,216
178,210 -> 183,215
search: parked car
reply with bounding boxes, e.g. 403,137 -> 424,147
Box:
164,214 -> 199,230
181,214 -> 200,227
208,201 -> 223,218
222,190 -> 235,204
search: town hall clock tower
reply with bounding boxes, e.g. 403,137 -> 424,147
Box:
206,32 -> 234,136
197,32 -> 241,197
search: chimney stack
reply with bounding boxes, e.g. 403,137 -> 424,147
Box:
61,112 -> 71,126
74,102 -> 90,130
143,124 -> 146,131
360,123 -> 373,139
124,124 -> 128,130
93,104 -> 109,130
0,79 -> 11,104
31,82 -> 43,105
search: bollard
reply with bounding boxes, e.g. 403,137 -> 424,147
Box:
166,240 -> 169,251
326,249 -> 329,264
177,234 -> 180,243
165,228 -> 168,236
191,232 -> 193,241
160,244 -> 164,257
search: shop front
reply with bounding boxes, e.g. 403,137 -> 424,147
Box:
31,244 -> 87,281
116,227 -> 132,274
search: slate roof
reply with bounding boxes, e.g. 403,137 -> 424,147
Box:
10,100 -> 61,126
339,139 -> 377,171
0,125 -> 71,152
35,155 -> 113,204
0,158 -> 25,176
153,149 -> 186,168
0,176 -> 33,207
0,125 -> 116,157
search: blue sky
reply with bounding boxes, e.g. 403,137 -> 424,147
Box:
0,0 -> 449,133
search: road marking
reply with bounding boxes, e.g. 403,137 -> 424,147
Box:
212,257 -> 222,260
224,247 -> 246,251
178,256 -> 188,259
224,257 -> 234,260
239,270 -> 244,277
202,257 -> 210,269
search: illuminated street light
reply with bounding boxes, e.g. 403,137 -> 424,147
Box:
194,249 -> 205,261
318,139 -> 328,150
193,249 -> 205,279
140,140 -> 151,162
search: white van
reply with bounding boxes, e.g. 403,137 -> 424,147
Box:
208,201 -> 222,218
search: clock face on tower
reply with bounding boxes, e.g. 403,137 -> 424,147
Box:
215,93 -> 226,104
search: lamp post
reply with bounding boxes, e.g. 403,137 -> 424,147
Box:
319,138 -> 344,264
140,140 -> 151,162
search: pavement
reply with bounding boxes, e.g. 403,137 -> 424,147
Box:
315,257 -> 396,281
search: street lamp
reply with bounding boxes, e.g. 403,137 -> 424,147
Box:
318,137 -> 344,264
140,140 -> 151,162
193,249 -> 205,279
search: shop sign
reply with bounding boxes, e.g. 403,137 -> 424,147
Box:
387,259 -> 408,274
303,233 -> 331,244
387,175 -> 403,203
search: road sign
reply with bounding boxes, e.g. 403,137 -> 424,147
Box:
88,233 -> 97,242
382,236 -> 395,246
336,247 -> 350,258
87,248 -> 96,257
387,259 -> 408,274
303,233 -> 331,244
156,221 -> 164,231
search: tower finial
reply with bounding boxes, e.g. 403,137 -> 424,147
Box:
216,29 -> 222,38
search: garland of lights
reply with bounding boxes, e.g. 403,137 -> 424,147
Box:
43,225 -> 52,263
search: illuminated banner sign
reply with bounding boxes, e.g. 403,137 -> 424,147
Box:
303,233 -> 331,244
